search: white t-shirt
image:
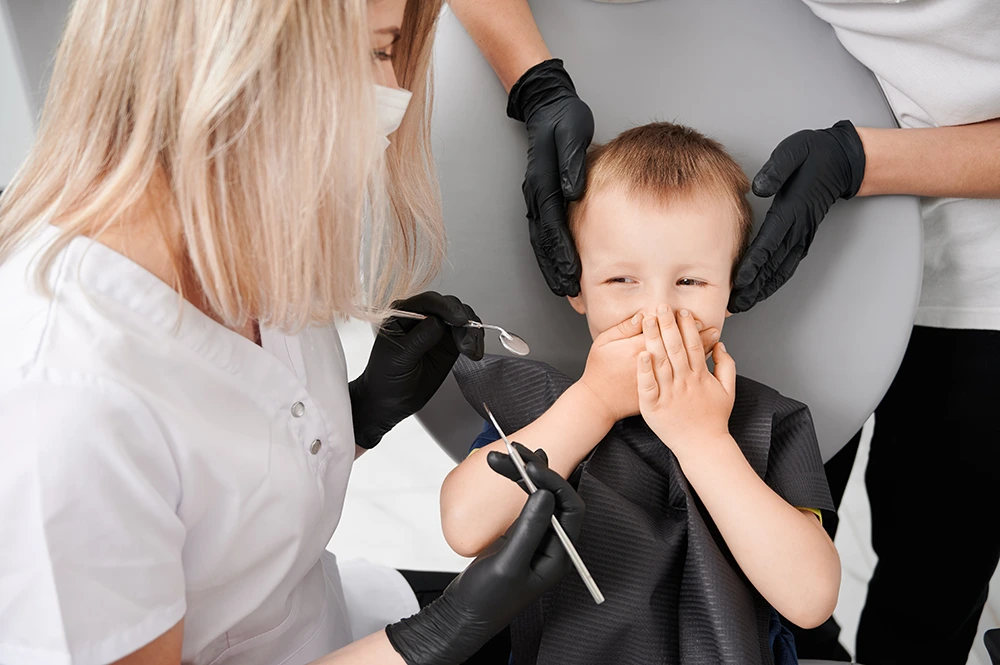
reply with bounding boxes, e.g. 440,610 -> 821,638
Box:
801,0 -> 1000,330
0,226 -> 417,665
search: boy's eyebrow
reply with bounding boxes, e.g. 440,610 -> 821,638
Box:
588,257 -> 722,277
674,260 -> 719,271
588,257 -> 641,271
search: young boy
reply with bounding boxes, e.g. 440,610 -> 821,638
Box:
439,123 -> 840,665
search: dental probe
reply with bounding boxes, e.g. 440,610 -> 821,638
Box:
484,403 -> 605,605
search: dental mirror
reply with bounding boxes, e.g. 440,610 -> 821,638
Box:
391,310 -> 531,356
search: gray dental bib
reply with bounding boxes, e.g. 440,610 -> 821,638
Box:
453,354 -> 834,665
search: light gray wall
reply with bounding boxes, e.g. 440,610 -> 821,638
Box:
0,0 -> 36,188
3,0 -> 69,114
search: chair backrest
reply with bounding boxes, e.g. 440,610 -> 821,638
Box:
416,0 -> 922,464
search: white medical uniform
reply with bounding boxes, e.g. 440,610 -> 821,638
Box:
801,0 -> 1000,331
0,226 -> 418,665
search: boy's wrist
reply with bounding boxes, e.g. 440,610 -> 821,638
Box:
670,432 -> 739,473
671,433 -> 745,490
565,381 -> 618,434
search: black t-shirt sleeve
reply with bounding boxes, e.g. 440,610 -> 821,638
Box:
764,399 -> 836,516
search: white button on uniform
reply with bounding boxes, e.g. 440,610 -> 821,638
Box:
291,401 -> 305,418
310,439 -> 322,455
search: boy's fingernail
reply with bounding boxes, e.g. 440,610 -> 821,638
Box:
718,342 -> 726,352
695,320 -> 704,330
679,309 -> 690,317
631,313 -> 641,325
712,331 -> 721,340
657,304 -> 669,316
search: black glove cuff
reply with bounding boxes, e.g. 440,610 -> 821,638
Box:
830,119 -> 867,200
506,58 -> 576,123
348,377 -> 384,450
385,592 -> 488,665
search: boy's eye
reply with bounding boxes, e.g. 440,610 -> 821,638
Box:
607,277 -> 637,284
677,278 -> 707,287
372,48 -> 395,61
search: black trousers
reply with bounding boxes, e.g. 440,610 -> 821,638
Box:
398,570 -> 512,664
788,326 -> 1000,664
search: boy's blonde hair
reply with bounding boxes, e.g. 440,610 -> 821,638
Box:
568,122 -> 754,276
0,0 -> 445,332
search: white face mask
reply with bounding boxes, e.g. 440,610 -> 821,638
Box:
375,84 -> 413,152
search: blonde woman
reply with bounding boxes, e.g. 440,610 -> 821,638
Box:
0,1 -> 586,664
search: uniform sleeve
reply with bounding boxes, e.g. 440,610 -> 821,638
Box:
468,420 -> 501,457
0,373 -> 186,665
764,401 -> 836,519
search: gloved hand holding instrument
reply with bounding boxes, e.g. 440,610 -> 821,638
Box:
386,444 -> 586,665
508,58 -> 595,298
728,120 -> 867,313
349,291 -> 485,449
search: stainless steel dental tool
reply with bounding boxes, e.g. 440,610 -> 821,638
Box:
390,311 -> 530,356
483,403 -> 605,605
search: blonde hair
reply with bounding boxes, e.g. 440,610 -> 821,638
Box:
568,122 -> 754,275
0,0 -> 446,332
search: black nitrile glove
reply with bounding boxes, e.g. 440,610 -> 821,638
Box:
508,59 -> 595,298
386,444 -> 585,665
729,120 -> 866,313
349,292 -> 484,449
985,629 -> 1000,665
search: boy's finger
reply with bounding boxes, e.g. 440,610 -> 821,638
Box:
643,314 -> 672,385
712,342 -> 737,397
656,305 -> 689,377
700,328 -> 721,359
637,352 -> 659,406
598,312 -> 644,345
677,309 -> 707,372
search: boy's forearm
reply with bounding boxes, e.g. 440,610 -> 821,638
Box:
440,382 -> 613,557
676,436 -> 841,629
447,0 -> 551,92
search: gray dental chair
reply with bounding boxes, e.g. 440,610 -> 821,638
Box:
419,1 -> 924,663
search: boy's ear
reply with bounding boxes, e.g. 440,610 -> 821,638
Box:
567,294 -> 586,316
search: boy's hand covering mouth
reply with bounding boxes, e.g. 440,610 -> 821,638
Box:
636,306 -> 737,456
578,314 -> 646,424
577,313 -> 720,426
